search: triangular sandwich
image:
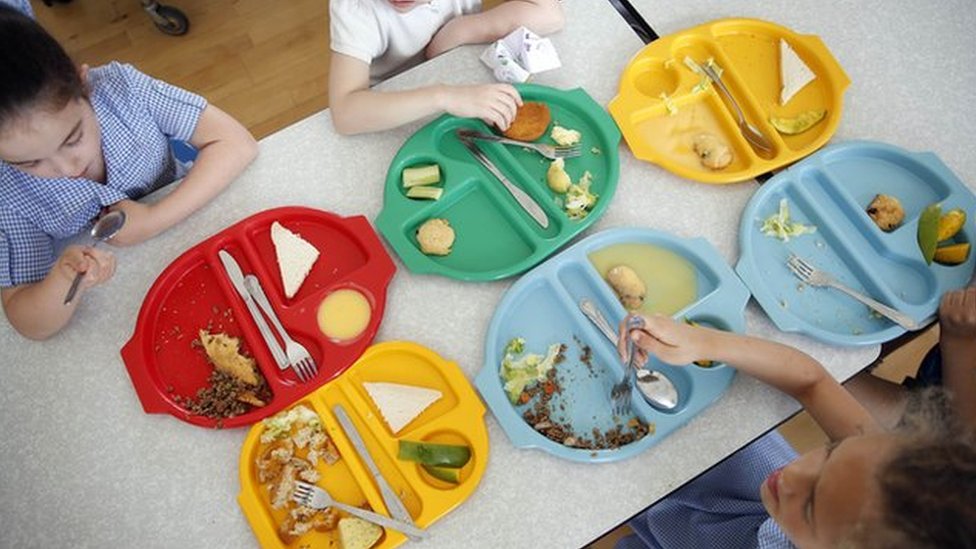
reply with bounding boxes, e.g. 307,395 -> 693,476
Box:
363,382 -> 442,434
271,221 -> 319,299
780,39 -> 816,105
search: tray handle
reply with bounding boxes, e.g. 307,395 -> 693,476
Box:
120,337 -> 172,414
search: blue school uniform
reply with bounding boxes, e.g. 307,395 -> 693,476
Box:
616,431 -> 797,549
0,62 -> 206,287
1,0 -> 33,17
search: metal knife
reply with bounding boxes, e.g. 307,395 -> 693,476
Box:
458,136 -> 550,228
333,404 -> 428,541
217,250 -> 289,370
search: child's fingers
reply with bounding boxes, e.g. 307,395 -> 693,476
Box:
82,248 -> 117,286
497,84 -> 522,106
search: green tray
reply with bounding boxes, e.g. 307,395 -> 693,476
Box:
375,84 -> 622,281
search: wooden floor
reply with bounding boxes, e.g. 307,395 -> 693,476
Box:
28,3 -> 944,547
34,0 -> 331,139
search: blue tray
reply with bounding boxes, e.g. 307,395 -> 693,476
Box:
475,228 -> 749,463
736,141 -> 976,346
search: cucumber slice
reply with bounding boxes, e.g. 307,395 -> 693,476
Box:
402,164 -> 441,188
398,440 -> 471,468
423,465 -> 461,484
406,186 -> 443,200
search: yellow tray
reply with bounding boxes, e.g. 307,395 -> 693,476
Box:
609,18 -> 850,184
238,341 -> 488,548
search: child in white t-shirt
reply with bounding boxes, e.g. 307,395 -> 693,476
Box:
328,0 -> 564,135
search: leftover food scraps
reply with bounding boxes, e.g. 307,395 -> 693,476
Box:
339,517 -> 383,549
271,221 -> 320,299
550,125 -> 581,146
500,338 -> 564,403
317,288 -> 371,341
174,331 -> 271,420
502,101 -> 550,141
761,199 -> 817,242
589,243 -> 697,316
780,39 -> 816,105
546,157 -> 572,193
866,194 -> 904,232
605,265 -> 646,311
564,171 -> 598,220
770,109 -> 826,135
692,133 -> 733,170
364,381 -> 442,434
416,218 -> 455,256
510,339 -> 652,450
256,405 -> 341,543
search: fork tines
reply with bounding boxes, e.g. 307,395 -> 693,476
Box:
292,358 -> 317,383
786,254 -> 814,280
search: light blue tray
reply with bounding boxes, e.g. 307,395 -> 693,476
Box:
475,228 -> 750,463
737,140 -> 976,346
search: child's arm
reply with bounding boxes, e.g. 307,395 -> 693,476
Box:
108,104 -> 258,246
938,287 -> 976,426
1,245 -> 115,340
621,314 -> 881,440
329,52 -> 522,135
426,0 -> 565,58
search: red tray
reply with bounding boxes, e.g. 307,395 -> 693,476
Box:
121,207 -> 396,428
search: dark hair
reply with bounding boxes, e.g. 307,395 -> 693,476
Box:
851,388 -> 976,548
0,5 -> 85,130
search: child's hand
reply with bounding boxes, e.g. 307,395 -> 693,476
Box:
56,245 -> 116,291
939,287 -> 976,340
106,200 -> 158,246
443,84 -> 522,130
617,314 -> 711,367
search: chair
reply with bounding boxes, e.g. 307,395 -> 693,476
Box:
41,0 -> 189,35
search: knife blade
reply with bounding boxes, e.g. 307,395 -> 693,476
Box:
459,137 -> 550,228
333,404 -> 428,540
217,250 -> 289,370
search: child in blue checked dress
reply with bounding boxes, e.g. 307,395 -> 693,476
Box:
614,313 -> 976,549
0,5 -> 258,339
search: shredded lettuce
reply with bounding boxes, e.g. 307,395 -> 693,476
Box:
500,342 -> 563,404
260,405 -> 320,443
565,171 -> 598,220
760,199 -> 817,242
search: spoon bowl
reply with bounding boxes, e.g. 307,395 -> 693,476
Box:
63,210 -> 127,305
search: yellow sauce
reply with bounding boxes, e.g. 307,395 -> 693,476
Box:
317,289 -> 371,341
589,243 -> 697,316
636,102 -> 742,172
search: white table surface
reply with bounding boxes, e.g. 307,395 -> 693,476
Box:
2,1 -> 971,547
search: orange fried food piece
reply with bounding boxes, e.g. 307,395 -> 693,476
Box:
502,101 -> 551,142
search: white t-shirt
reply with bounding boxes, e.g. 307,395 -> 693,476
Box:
330,0 -> 482,84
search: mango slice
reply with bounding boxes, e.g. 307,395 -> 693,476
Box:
917,203 -> 941,265
770,109 -> 827,135
934,243 -> 970,265
937,209 -> 967,242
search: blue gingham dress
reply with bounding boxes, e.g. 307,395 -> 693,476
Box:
616,431 -> 797,549
1,0 -> 33,17
0,62 -> 206,287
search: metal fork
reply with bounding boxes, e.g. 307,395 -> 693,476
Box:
455,129 -> 581,160
786,255 -> 918,330
610,315 -> 645,416
291,481 -> 428,539
243,275 -> 319,382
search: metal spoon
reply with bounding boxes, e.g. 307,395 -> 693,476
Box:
63,210 -> 126,305
700,63 -> 775,159
579,299 -> 679,411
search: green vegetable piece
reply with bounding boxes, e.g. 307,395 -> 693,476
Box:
406,186 -> 443,200
917,203 -> 942,265
402,164 -> 441,188
423,465 -> 461,484
398,440 -> 471,468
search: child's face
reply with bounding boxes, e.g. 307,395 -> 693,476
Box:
0,97 -> 104,181
386,0 -> 432,13
761,432 -> 897,548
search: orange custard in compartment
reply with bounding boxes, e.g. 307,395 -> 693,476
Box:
317,289 -> 371,341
